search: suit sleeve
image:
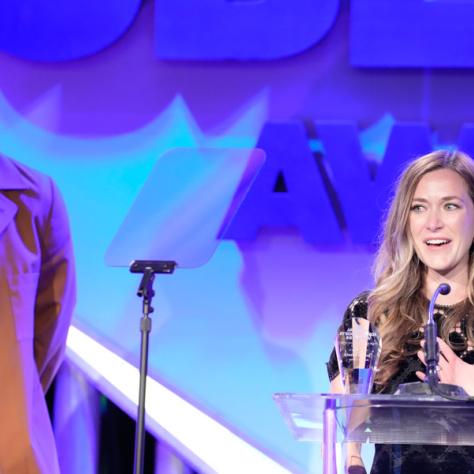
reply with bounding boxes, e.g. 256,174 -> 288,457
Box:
34,177 -> 76,392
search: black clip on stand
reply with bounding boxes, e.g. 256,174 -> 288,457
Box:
130,260 -> 177,474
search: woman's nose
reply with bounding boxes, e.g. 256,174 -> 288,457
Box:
426,210 -> 443,230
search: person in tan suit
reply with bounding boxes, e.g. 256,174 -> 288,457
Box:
0,155 -> 75,473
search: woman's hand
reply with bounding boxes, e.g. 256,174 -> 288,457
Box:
344,445 -> 366,474
346,454 -> 366,474
329,377 -> 368,473
347,466 -> 367,474
416,337 -> 474,395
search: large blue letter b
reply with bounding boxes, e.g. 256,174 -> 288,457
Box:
156,0 -> 339,60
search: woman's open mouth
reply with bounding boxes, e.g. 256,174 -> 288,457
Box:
425,239 -> 451,247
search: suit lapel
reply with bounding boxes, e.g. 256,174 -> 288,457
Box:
0,155 -> 29,235
0,194 -> 17,235
0,155 -> 28,189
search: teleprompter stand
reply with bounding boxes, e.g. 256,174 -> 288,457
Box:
104,148 -> 266,473
130,260 -> 176,474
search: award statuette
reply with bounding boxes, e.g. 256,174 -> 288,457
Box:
336,317 -> 381,394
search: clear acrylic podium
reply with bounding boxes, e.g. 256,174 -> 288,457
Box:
274,392 -> 474,474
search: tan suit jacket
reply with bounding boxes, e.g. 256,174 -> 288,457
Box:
0,156 -> 75,473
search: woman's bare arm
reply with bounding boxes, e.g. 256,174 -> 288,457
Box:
329,375 -> 366,472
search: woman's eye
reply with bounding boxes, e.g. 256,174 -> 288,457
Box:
445,203 -> 459,210
410,204 -> 424,213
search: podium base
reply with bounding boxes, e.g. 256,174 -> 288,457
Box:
396,381 -> 467,397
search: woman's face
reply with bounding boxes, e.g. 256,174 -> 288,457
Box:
408,168 -> 474,280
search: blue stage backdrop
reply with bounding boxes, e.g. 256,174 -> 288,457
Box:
1,0 -> 474,472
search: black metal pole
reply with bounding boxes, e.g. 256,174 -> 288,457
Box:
133,268 -> 155,474
129,260 -> 176,474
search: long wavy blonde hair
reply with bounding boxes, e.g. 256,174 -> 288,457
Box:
368,150 -> 474,388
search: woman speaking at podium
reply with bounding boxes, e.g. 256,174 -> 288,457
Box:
327,150 -> 474,473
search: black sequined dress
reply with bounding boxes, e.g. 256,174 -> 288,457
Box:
327,293 -> 474,474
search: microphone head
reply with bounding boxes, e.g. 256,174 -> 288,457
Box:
439,283 -> 451,295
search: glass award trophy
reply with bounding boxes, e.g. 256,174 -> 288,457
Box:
335,317 -> 381,394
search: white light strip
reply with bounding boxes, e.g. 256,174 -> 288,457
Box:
66,326 -> 292,474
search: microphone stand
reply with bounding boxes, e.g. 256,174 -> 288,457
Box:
398,283 -> 467,399
425,284 -> 450,392
130,260 -> 176,474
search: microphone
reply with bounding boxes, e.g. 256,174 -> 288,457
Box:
398,283 -> 468,398
425,283 -> 451,389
